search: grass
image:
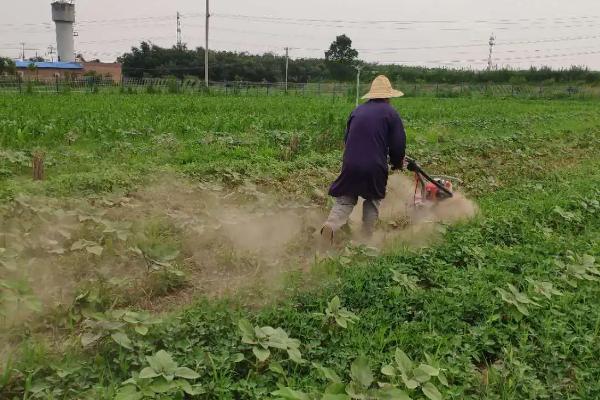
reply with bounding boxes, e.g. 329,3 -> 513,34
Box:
0,93 -> 599,399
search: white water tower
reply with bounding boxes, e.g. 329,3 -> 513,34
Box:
51,1 -> 76,62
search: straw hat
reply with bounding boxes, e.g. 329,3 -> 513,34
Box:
362,75 -> 404,99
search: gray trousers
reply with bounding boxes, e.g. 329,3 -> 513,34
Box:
324,196 -> 382,235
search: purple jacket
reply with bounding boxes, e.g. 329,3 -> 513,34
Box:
329,100 -> 406,200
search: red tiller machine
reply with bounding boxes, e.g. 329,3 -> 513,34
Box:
405,157 -> 457,207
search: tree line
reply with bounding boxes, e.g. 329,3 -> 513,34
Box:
116,36 -> 600,84
2,33 -> 600,84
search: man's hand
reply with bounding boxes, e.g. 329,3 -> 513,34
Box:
391,158 -> 410,172
406,158 -> 418,172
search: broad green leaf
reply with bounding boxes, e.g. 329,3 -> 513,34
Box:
81,332 -> 103,347
29,381 -> 50,394
70,239 -> 96,251
271,387 -> 310,400
422,382 -> 442,400
111,309 -> 128,319
255,326 -> 269,339
115,385 -> 143,400
497,288 -> 515,304
402,378 -> 419,390
117,230 -> 130,241
413,367 -> 432,383
173,379 -> 205,395
176,379 -> 194,394
374,387 -> 411,400
582,254 -> 595,266
345,381 -> 368,399
184,382 -> 205,395
149,378 -> 177,393
122,311 -> 142,323
507,284 -> 532,304
253,346 -> 271,362
329,296 -> 341,309
418,364 -> 440,377
269,361 -> 285,376
174,366 -> 200,380
147,350 -> 178,375
288,347 -> 304,364
231,353 -> 245,363
139,367 -> 160,379
381,365 -> 397,377
514,302 -> 530,316
335,316 -> 348,329
324,382 -> 348,395
351,356 -> 374,388
394,349 -> 413,375
111,332 -> 133,350
86,245 -> 104,256
268,337 -> 290,350
437,372 -> 449,387
328,296 -> 341,311
313,363 -> 343,383
322,395 -> 350,400
135,325 -> 149,336
238,318 -> 255,340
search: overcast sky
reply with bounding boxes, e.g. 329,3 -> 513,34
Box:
1,0 -> 599,69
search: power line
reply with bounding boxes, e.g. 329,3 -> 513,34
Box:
379,48 -> 600,66
212,12 -> 600,26
74,29 -> 600,52
5,11 -> 600,34
3,11 -> 599,30
208,16 -> 600,35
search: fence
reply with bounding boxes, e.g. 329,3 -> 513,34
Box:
0,76 -> 598,100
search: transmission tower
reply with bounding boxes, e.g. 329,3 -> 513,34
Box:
177,11 -> 183,49
487,33 -> 496,71
48,45 -> 56,62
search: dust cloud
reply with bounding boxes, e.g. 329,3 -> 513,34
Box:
0,173 -> 477,327
108,173 -> 477,304
126,179 -> 325,304
350,174 -> 478,248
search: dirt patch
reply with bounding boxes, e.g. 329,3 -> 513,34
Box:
131,174 -> 476,308
0,173 -> 477,326
122,179 -> 325,307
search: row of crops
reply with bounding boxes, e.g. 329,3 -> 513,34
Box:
0,76 -> 598,99
0,94 -> 599,398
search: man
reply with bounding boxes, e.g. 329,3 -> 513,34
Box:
322,75 -> 406,241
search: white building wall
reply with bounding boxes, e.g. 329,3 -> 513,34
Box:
51,2 -> 76,62
55,21 -> 75,62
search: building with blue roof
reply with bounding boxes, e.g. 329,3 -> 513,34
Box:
15,61 -> 83,70
14,60 -> 121,81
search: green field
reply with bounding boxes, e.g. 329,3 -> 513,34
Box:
1,94 -> 600,399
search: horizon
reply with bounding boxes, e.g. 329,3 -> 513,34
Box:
1,0 -> 599,70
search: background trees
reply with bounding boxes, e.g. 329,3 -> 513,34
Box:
113,36 -> 600,84
0,57 -> 16,75
325,34 -> 359,81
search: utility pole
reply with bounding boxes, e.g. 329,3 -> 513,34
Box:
487,33 -> 496,71
177,11 -> 183,49
205,0 -> 210,87
284,47 -> 289,93
20,42 -> 26,60
355,65 -> 364,107
48,45 -> 56,62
